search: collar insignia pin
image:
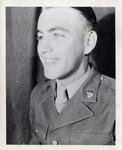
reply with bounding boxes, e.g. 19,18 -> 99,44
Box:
86,90 -> 94,98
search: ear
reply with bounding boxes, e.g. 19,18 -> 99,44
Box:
84,30 -> 97,55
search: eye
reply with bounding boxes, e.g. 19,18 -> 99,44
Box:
53,33 -> 65,39
36,32 -> 44,41
36,35 -> 44,41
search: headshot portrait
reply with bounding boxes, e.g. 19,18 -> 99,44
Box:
6,7 -> 115,145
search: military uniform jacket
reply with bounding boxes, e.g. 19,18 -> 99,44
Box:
29,67 -> 115,145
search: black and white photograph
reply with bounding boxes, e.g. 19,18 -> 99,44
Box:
6,6 -> 116,145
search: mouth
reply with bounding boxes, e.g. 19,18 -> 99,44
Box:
42,58 -> 60,66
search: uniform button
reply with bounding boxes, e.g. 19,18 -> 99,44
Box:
36,129 -> 39,133
86,90 -> 94,98
100,75 -> 104,81
46,85 -> 50,92
52,140 -> 58,145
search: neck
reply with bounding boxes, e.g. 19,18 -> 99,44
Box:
57,59 -> 89,86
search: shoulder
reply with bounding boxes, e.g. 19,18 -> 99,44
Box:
30,79 -> 52,100
100,74 -> 115,91
29,79 -> 53,115
97,74 -> 115,103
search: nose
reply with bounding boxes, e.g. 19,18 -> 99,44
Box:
38,37 -> 53,54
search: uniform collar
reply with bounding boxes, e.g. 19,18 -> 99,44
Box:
66,66 -> 90,99
56,66 -> 91,100
51,65 -> 101,103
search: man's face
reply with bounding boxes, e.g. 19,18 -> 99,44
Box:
37,7 -> 87,80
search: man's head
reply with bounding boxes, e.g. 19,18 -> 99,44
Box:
37,7 -> 97,82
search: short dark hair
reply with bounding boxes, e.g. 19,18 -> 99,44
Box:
40,7 -> 98,31
72,7 -> 98,31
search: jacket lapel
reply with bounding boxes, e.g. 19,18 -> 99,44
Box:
50,89 -> 94,132
50,67 -> 101,132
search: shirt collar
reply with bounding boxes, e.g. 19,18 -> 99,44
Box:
56,65 -> 91,99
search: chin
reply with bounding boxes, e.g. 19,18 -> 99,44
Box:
44,72 -> 59,80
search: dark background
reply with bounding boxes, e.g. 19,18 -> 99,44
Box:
6,7 -> 115,144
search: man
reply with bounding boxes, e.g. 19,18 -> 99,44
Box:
29,7 -> 115,145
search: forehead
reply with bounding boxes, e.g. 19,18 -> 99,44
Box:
37,7 -> 87,32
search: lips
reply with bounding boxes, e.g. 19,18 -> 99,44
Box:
45,58 -> 59,63
42,58 -> 60,66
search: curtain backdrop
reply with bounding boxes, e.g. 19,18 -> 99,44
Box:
6,7 -> 115,144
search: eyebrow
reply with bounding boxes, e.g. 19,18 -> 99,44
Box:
48,27 -> 69,33
37,26 -> 69,34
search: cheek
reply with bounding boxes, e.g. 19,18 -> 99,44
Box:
57,38 -> 83,59
59,49 -> 82,72
65,40 -> 84,60
67,47 -> 85,71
